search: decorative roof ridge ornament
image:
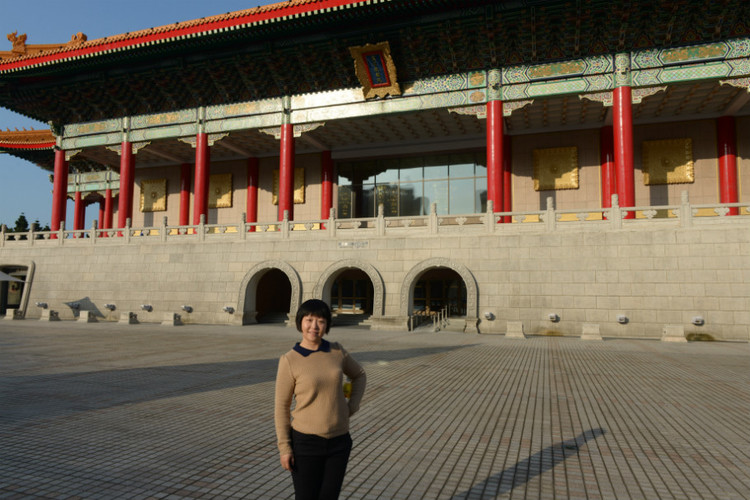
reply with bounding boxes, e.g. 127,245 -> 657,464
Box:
349,41 -> 401,99
0,0 -> 372,71
0,31 -> 88,61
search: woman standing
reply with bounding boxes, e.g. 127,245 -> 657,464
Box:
274,299 -> 367,500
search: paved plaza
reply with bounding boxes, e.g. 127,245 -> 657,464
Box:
0,320 -> 748,500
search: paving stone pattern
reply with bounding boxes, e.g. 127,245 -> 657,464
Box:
0,321 -> 748,499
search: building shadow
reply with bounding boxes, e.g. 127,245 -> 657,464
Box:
450,428 -> 607,499
1,344 -> 469,426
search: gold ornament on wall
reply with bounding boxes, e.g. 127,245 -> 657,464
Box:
209,173 -> 233,208
533,147 -> 579,191
642,138 -> 694,185
272,168 -> 305,205
140,179 -> 167,212
349,41 -> 401,99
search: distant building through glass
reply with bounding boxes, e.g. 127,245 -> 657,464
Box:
337,151 -> 487,218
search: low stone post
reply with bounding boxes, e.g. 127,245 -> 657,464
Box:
505,321 -> 526,339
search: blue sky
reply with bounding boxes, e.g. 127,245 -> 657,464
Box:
0,0 -> 269,229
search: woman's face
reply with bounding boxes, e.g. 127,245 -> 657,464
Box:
300,314 -> 327,346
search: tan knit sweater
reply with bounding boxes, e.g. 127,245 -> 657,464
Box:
274,341 -> 366,456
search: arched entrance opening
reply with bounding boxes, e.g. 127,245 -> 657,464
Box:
0,263 -> 32,319
330,269 -> 374,326
413,268 -> 467,317
256,269 -> 292,323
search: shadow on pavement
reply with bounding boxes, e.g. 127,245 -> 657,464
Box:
450,428 -> 607,499
0,344 -> 469,426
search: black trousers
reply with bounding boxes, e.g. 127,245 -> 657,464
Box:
291,430 -> 352,500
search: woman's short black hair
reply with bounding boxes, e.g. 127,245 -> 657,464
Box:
295,299 -> 332,333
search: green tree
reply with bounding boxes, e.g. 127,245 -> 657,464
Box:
8,213 -> 30,240
13,213 -> 29,233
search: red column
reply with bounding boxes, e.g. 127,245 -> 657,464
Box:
321,151 -> 333,221
117,141 -> 135,229
103,188 -> 113,232
600,125 -> 616,215
97,199 -> 105,228
180,163 -> 191,226
486,99 -> 504,217
502,134 -> 512,222
717,116 -> 739,215
73,191 -> 84,232
613,86 -> 635,218
193,133 -> 210,225
246,157 -> 259,232
50,148 -> 68,233
278,123 -> 295,221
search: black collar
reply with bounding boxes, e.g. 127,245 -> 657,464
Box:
293,339 -> 331,357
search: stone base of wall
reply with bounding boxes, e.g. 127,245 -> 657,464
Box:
2,220 -> 748,341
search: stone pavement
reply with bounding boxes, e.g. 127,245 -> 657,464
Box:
1,320 -> 749,500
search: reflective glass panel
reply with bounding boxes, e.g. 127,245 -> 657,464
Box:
377,165 -> 399,183
476,181 -> 487,213
338,185 -> 352,218
424,155 -> 449,179
449,154 -> 475,177
399,157 -> 423,182
424,180 -> 449,215
376,184 -> 399,216
360,185 -> 375,217
399,182 -> 423,216
450,178 -> 475,214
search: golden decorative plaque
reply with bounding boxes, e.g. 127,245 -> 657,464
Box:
533,147 -> 579,191
642,138 -> 694,185
209,174 -> 233,209
140,179 -> 167,212
273,168 -> 305,205
349,42 -> 401,99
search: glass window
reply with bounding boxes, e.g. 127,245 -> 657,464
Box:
424,155 -> 449,179
338,151 -> 486,218
377,165 -> 399,183
337,163 -> 355,184
475,161 -> 487,177
360,185 -> 375,217
400,157 -> 423,182
424,180 -> 449,215
399,182 -> 423,216
449,154 -> 475,178
376,184 -> 399,216
450,178 -> 475,214
338,185 -> 352,218
358,160 -> 379,184
476,183 -> 487,213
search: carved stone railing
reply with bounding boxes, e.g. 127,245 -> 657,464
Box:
2,192 -> 748,247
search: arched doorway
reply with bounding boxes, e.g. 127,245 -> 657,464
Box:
256,269 -> 292,323
413,268 -> 467,316
401,258 -> 479,333
237,260 -> 301,326
0,262 -> 33,319
330,269 -> 374,315
313,260 -> 385,328
329,269 -> 374,326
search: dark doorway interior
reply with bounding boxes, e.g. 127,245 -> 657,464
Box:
256,269 -> 291,323
413,268 -> 467,317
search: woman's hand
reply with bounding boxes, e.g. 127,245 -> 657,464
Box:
280,454 -> 295,471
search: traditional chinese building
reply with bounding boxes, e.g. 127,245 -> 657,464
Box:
1,0 -> 748,340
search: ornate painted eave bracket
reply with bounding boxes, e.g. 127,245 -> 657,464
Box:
65,170 -> 120,197
60,37 -> 750,151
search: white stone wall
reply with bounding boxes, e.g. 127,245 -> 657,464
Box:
1,213 -> 748,341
